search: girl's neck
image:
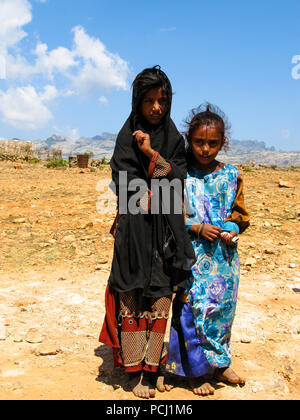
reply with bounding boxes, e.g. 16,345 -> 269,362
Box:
192,158 -> 223,173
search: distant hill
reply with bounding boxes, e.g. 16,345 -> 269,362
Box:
219,139 -> 300,167
32,133 -> 117,159
226,139 -> 276,154
2,134 -> 298,167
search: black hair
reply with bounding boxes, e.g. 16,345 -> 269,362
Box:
131,65 -> 172,130
185,103 -> 231,146
184,103 -> 231,164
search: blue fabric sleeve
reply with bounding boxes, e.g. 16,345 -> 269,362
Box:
222,221 -> 240,235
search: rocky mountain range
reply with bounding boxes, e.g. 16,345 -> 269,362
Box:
32,133 -> 117,160
18,133 -> 300,167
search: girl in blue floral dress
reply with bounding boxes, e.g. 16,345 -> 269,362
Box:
167,104 -> 250,396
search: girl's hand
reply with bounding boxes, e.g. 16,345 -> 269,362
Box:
201,224 -> 222,242
220,231 -> 237,245
133,130 -> 155,159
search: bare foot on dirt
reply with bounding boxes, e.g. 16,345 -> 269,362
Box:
156,375 -> 174,393
190,378 -> 215,396
130,372 -> 156,399
215,367 -> 246,385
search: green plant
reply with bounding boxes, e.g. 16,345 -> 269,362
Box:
85,152 -> 94,158
243,167 -> 253,173
270,165 -> 277,170
29,158 -> 41,164
101,157 -> 109,165
45,159 -> 68,168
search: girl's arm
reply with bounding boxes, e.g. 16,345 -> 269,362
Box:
224,175 -> 250,234
189,223 -> 222,242
133,129 -> 188,181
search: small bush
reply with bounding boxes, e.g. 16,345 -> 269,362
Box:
85,152 -> 94,158
29,158 -> 41,164
101,157 -> 109,165
45,159 -> 68,168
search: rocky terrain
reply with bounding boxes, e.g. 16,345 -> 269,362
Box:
0,161 -> 299,400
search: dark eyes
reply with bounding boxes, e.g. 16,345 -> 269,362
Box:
193,139 -> 219,146
143,98 -> 167,104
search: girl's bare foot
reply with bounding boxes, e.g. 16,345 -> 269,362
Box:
130,372 -> 156,399
156,375 -> 174,393
215,367 -> 246,385
190,378 -> 215,396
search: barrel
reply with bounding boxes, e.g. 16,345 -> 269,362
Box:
77,154 -> 89,169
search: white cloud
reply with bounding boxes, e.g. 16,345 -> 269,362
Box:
0,85 -> 56,130
40,85 -> 58,102
70,26 -> 130,95
0,0 -> 32,53
34,42 -> 78,79
5,53 -> 35,80
99,96 -> 108,105
0,1 -> 130,130
5,25 -> 130,95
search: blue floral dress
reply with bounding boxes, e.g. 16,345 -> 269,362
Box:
167,164 -> 241,377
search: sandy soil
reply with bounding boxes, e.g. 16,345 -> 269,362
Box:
0,161 -> 299,400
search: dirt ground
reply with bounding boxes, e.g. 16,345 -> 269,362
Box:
0,161 -> 299,400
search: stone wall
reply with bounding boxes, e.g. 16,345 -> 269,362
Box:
0,140 -> 33,161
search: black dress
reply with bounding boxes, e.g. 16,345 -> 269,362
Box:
108,115 -> 196,298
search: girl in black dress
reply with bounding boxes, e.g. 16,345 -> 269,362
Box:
100,66 -> 195,398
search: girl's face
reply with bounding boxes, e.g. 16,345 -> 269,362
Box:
189,124 -> 223,168
141,87 -> 168,125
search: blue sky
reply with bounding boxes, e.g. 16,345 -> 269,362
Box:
0,0 -> 299,150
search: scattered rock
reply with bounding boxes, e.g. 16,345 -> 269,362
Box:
25,328 -> 45,344
245,258 -> 257,267
97,258 -> 109,265
264,221 -> 271,228
62,235 -> 76,243
240,336 -> 252,344
248,242 -> 256,248
95,264 -> 109,271
34,342 -> 61,356
75,248 -> 93,257
264,249 -> 275,255
14,297 -> 37,307
252,384 -> 264,393
81,222 -> 94,229
289,263 -> 296,269
279,180 -> 293,188
13,218 -> 26,224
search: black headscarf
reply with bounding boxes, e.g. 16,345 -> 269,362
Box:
109,66 -> 195,298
